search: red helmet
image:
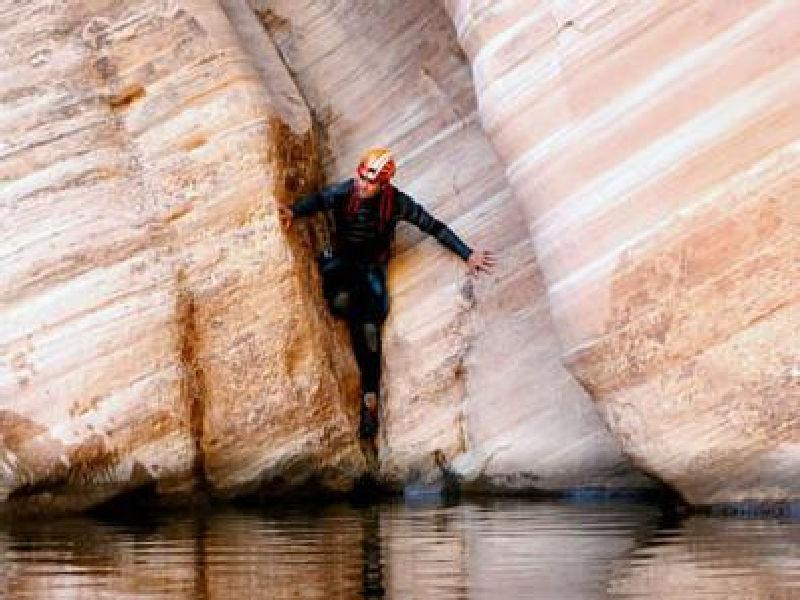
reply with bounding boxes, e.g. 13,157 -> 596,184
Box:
357,147 -> 396,184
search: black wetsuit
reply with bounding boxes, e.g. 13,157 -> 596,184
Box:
292,178 -> 472,435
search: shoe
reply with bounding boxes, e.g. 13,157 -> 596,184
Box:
359,392 -> 379,440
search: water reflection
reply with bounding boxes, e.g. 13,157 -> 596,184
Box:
609,515 -> 800,599
0,499 -> 797,599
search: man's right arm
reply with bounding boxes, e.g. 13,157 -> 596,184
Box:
281,180 -> 351,231
291,180 -> 351,217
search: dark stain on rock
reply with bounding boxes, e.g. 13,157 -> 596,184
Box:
0,410 -> 48,452
94,56 -> 117,80
69,395 -> 105,419
108,83 -> 146,110
186,15 -> 206,36
269,115 -> 330,252
460,278 -> 475,304
66,434 -> 119,485
177,278 -> 208,490
254,8 -> 292,36
269,116 -> 321,202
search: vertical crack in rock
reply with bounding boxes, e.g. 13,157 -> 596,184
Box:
268,115 -> 326,248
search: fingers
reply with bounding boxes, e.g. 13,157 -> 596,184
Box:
469,260 -> 492,275
474,249 -> 497,274
278,206 -> 293,231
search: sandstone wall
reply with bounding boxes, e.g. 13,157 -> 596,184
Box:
0,0 -> 364,512
445,0 -> 799,504
256,0 -> 645,491
13,0 -> 791,510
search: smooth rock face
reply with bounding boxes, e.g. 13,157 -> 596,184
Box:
0,0 -> 363,511
257,0 -> 645,491
445,0 -> 799,503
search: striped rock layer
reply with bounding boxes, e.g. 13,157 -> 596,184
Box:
445,0 -> 799,504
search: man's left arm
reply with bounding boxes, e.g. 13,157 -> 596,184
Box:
396,190 -> 496,274
396,191 -> 472,260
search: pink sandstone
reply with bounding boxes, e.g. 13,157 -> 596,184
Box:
444,0 -> 799,504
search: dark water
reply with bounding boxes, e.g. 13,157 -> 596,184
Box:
1,498 -> 798,599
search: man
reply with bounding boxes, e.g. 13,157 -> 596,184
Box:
279,147 -> 494,447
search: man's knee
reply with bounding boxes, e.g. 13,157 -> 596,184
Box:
363,322 -> 380,354
331,290 -> 351,315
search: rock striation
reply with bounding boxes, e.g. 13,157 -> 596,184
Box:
1,0 -> 648,514
444,0 -> 799,504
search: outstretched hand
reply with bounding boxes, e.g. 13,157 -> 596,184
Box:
467,249 -> 496,275
278,205 -> 294,231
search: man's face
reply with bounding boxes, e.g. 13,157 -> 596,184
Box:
355,171 -> 381,197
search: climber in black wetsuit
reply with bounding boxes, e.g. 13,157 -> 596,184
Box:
279,147 -> 494,444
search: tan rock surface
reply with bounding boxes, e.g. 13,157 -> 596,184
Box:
257,0 -> 645,491
1,0 -> 364,511
445,0 -> 800,503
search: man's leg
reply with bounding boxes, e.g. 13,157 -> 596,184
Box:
321,255 -> 358,319
364,263 -> 390,325
358,264 -> 390,440
349,319 -> 381,440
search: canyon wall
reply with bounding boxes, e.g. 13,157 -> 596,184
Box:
444,0 -> 799,504
5,0 -> 795,510
0,0 -> 364,513
256,0 -> 645,491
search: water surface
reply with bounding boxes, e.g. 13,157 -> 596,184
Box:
1,498 -> 797,599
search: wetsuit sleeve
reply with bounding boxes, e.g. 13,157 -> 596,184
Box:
291,180 -> 350,217
395,190 -> 472,260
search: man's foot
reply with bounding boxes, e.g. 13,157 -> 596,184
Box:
360,436 -> 379,471
358,392 -> 379,440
